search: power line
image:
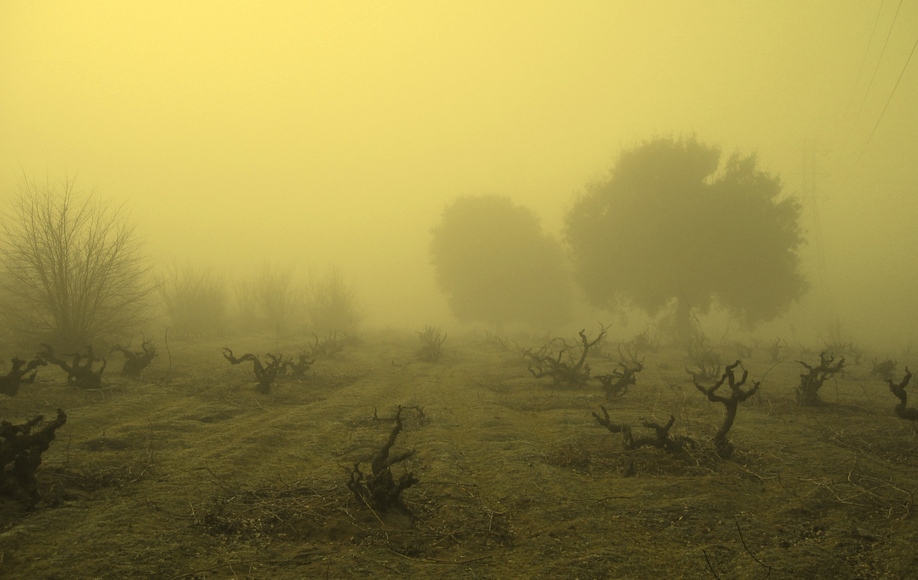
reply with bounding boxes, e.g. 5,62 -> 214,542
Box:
841,0 -> 886,146
844,0 -> 903,151
854,26 -> 918,166
795,141 -> 829,277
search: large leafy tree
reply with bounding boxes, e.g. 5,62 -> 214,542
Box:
564,136 -> 806,336
431,194 -> 571,330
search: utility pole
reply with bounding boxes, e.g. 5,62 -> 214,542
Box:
795,139 -> 832,309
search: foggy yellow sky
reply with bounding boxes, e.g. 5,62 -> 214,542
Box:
1,1 -> 916,340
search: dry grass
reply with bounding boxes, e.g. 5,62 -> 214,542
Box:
1,331 -> 917,578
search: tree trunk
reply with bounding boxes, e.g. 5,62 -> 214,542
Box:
672,298 -> 696,347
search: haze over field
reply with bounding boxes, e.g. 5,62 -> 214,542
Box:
1,1 -> 916,345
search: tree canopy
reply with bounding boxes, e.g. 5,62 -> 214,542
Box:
430,194 -> 571,330
564,136 -> 806,330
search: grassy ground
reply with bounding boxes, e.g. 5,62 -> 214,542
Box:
1,329 -> 917,579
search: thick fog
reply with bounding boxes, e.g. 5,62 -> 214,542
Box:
1,2 -> 916,347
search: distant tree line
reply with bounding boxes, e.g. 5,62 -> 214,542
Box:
429,135 -> 806,339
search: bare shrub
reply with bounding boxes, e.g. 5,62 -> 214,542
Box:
871,356 -> 898,381
596,360 -> 643,399
694,360 -> 759,458
347,406 -> 418,513
222,348 -> 283,394
593,406 -> 695,454
311,331 -> 347,359
231,276 -> 257,332
305,267 -> 362,335
767,337 -> 788,363
0,357 -> 46,397
0,176 -> 153,348
256,264 -> 300,336
416,325 -> 447,362
1,409 -> 68,506
234,263 -> 301,337
39,343 -> 107,389
685,331 -> 722,381
525,327 -> 606,389
158,263 -> 228,338
887,368 -> 917,421
796,351 -> 845,406
110,339 -> 157,378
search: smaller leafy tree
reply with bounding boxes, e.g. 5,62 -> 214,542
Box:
430,194 -> 572,331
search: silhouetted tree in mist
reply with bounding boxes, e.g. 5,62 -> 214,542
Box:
158,263 -> 228,338
564,136 -> 806,342
430,194 -> 572,330
305,266 -> 362,335
234,263 -> 300,337
0,176 -> 153,348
